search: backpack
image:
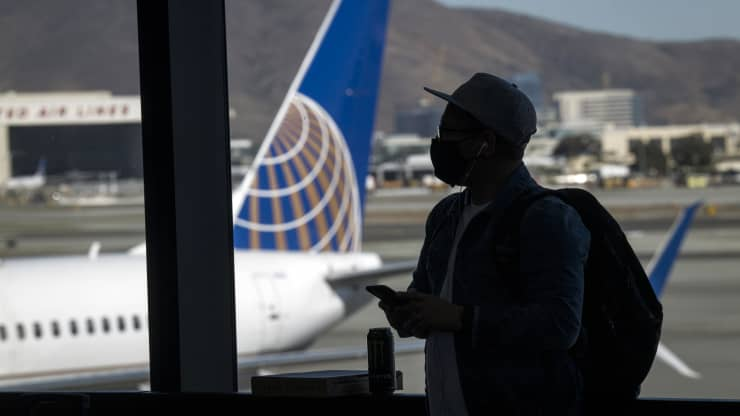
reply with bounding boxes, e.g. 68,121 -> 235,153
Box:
494,187 -> 663,401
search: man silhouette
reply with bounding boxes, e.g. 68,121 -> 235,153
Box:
380,73 -> 590,415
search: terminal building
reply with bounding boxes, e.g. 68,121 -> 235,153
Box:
600,123 -> 740,173
0,91 -> 252,187
0,91 -> 142,183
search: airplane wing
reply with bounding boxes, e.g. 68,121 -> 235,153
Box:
645,201 -> 703,378
326,260 -> 417,287
645,201 -> 703,297
0,340 -> 425,391
656,343 -> 701,379
0,365 -> 151,392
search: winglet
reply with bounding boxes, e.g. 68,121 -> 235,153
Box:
646,200 -> 702,298
656,342 -> 702,379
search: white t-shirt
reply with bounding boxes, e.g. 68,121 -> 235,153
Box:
426,197 -> 490,416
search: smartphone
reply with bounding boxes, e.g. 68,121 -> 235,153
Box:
366,284 -> 402,306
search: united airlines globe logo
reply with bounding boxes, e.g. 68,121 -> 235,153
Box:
234,93 -> 362,252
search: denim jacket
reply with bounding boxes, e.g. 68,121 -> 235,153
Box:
411,163 -> 590,415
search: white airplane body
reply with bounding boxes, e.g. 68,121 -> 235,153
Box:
0,251 -> 382,382
2,158 -> 46,193
3,174 -> 44,192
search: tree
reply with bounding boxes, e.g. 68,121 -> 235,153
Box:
670,134 -> 713,171
553,133 -> 601,159
629,140 -> 667,176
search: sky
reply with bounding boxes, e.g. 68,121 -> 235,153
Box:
437,0 -> 740,42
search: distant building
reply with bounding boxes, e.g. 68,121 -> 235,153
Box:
372,133 -> 428,164
553,89 -> 643,129
0,91 -> 142,183
512,72 -> 556,127
512,72 -> 545,112
601,123 -> 740,174
394,105 -> 443,137
370,133 -> 434,188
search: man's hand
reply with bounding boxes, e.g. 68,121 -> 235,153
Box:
378,298 -> 414,338
379,292 -> 463,339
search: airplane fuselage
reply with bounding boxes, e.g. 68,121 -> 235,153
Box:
2,174 -> 44,192
0,251 -> 380,383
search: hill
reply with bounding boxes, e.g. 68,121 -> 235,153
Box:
1,0 -> 738,139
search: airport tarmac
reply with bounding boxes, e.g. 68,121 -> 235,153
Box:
274,245 -> 740,400
1,185 -> 739,399
271,186 -> 740,400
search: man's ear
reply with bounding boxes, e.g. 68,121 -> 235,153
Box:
482,130 -> 496,157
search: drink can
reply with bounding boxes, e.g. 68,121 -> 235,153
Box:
367,327 -> 396,394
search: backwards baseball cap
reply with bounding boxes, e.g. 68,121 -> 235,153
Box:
424,72 -> 537,149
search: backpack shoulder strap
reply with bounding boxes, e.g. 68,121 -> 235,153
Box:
495,187 -> 559,249
493,188 -> 560,295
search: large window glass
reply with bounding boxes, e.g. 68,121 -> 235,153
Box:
226,0 -> 740,400
0,0 -> 148,391
2,0 -> 737,400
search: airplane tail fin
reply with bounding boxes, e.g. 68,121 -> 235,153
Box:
232,0 -> 389,252
35,157 -> 46,176
646,201 -> 702,297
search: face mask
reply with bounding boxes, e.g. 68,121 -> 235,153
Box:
430,139 -> 487,187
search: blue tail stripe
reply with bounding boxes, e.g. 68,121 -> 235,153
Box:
279,194 -> 294,224
293,161 -> 319,246
297,0 -> 390,219
286,228 -> 300,251
258,191 -> 273,231
649,201 -> 702,297
233,225 -> 248,248
261,230 -> 276,250
330,232 -> 339,252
